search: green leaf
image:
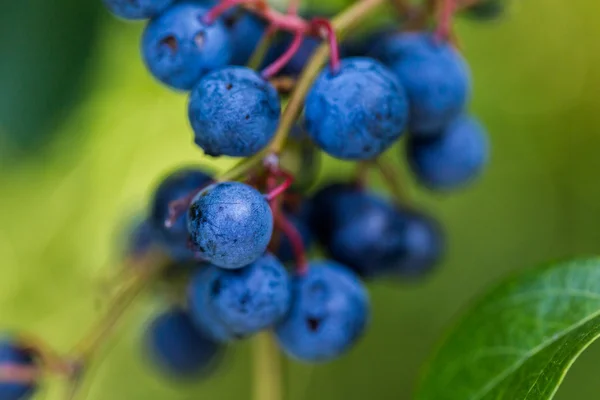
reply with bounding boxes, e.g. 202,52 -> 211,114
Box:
416,258 -> 600,400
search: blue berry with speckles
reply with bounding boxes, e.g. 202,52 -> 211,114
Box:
146,307 -> 222,378
275,261 -> 369,362
150,167 -> 213,261
189,67 -> 281,157
407,115 -> 489,190
188,254 -> 291,341
141,2 -> 232,90
372,32 -> 471,135
0,338 -> 37,400
187,182 -> 273,269
103,0 -> 173,20
304,57 -> 408,160
229,14 -> 266,65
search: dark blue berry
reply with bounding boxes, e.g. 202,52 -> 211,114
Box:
0,338 -> 37,400
306,182 -> 361,246
150,167 -> 213,261
371,32 -> 471,135
141,2 -> 232,90
275,261 -> 370,362
304,57 -> 408,160
407,115 -> 489,190
126,219 -> 161,258
188,254 -> 291,341
229,14 -> 266,65
327,195 -> 443,278
187,182 -> 273,269
391,210 -> 445,278
188,66 -> 281,157
103,0 -> 173,20
145,307 -> 222,378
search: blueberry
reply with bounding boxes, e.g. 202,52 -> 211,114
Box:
145,307 -> 222,378
229,14 -> 266,66
103,0 -> 173,20
306,182 -> 361,245
275,261 -> 370,362
188,254 -> 291,341
407,115 -> 489,190
141,1 -> 232,90
150,167 -> 213,261
371,32 -> 471,135
125,218 -> 163,258
304,57 -> 408,160
0,338 -> 37,400
328,197 -> 444,278
188,66 -> 281,157
187,182 -> 273,269
392,211 -> 445,278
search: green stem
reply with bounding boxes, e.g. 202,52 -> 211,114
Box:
252,332 -> 283,400
66,250 -> 169,399
248,30 -> 275,71
374,158 -> 409,205
216,0 -> 387,183
269,0 -> 386,154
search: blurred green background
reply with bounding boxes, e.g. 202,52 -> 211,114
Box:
1,0 -> 600,399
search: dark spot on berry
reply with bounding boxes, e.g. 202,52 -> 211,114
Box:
245,114 -> 250,120
223,16 -> 236,28
207,240 -> 217,253
211,279 -> 222,296
159,35 -> 178,52
363,145 -> 372,152
226,83 -> 233,90
239,292 -> 251,306
307,317 -> 322,332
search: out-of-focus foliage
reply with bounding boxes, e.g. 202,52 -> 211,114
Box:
0,0 -> 102,163
1,0 -> 600,399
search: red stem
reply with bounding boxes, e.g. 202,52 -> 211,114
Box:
0,365 -> 40,384
287,0 -> 301,16
205,0 -> 311,34
274,211 -> 308,275
265,168 -> 308,275
265,170 -> 294,202
165,184 -> 211,228
435,0 -> 456,41
310,18 -> 341,73
204,0 -> 260,24
262,33 -> 304,79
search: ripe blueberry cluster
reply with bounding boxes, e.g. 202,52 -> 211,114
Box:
0,0 -> 498,397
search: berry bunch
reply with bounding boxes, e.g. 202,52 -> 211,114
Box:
0,0 -> 500,397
